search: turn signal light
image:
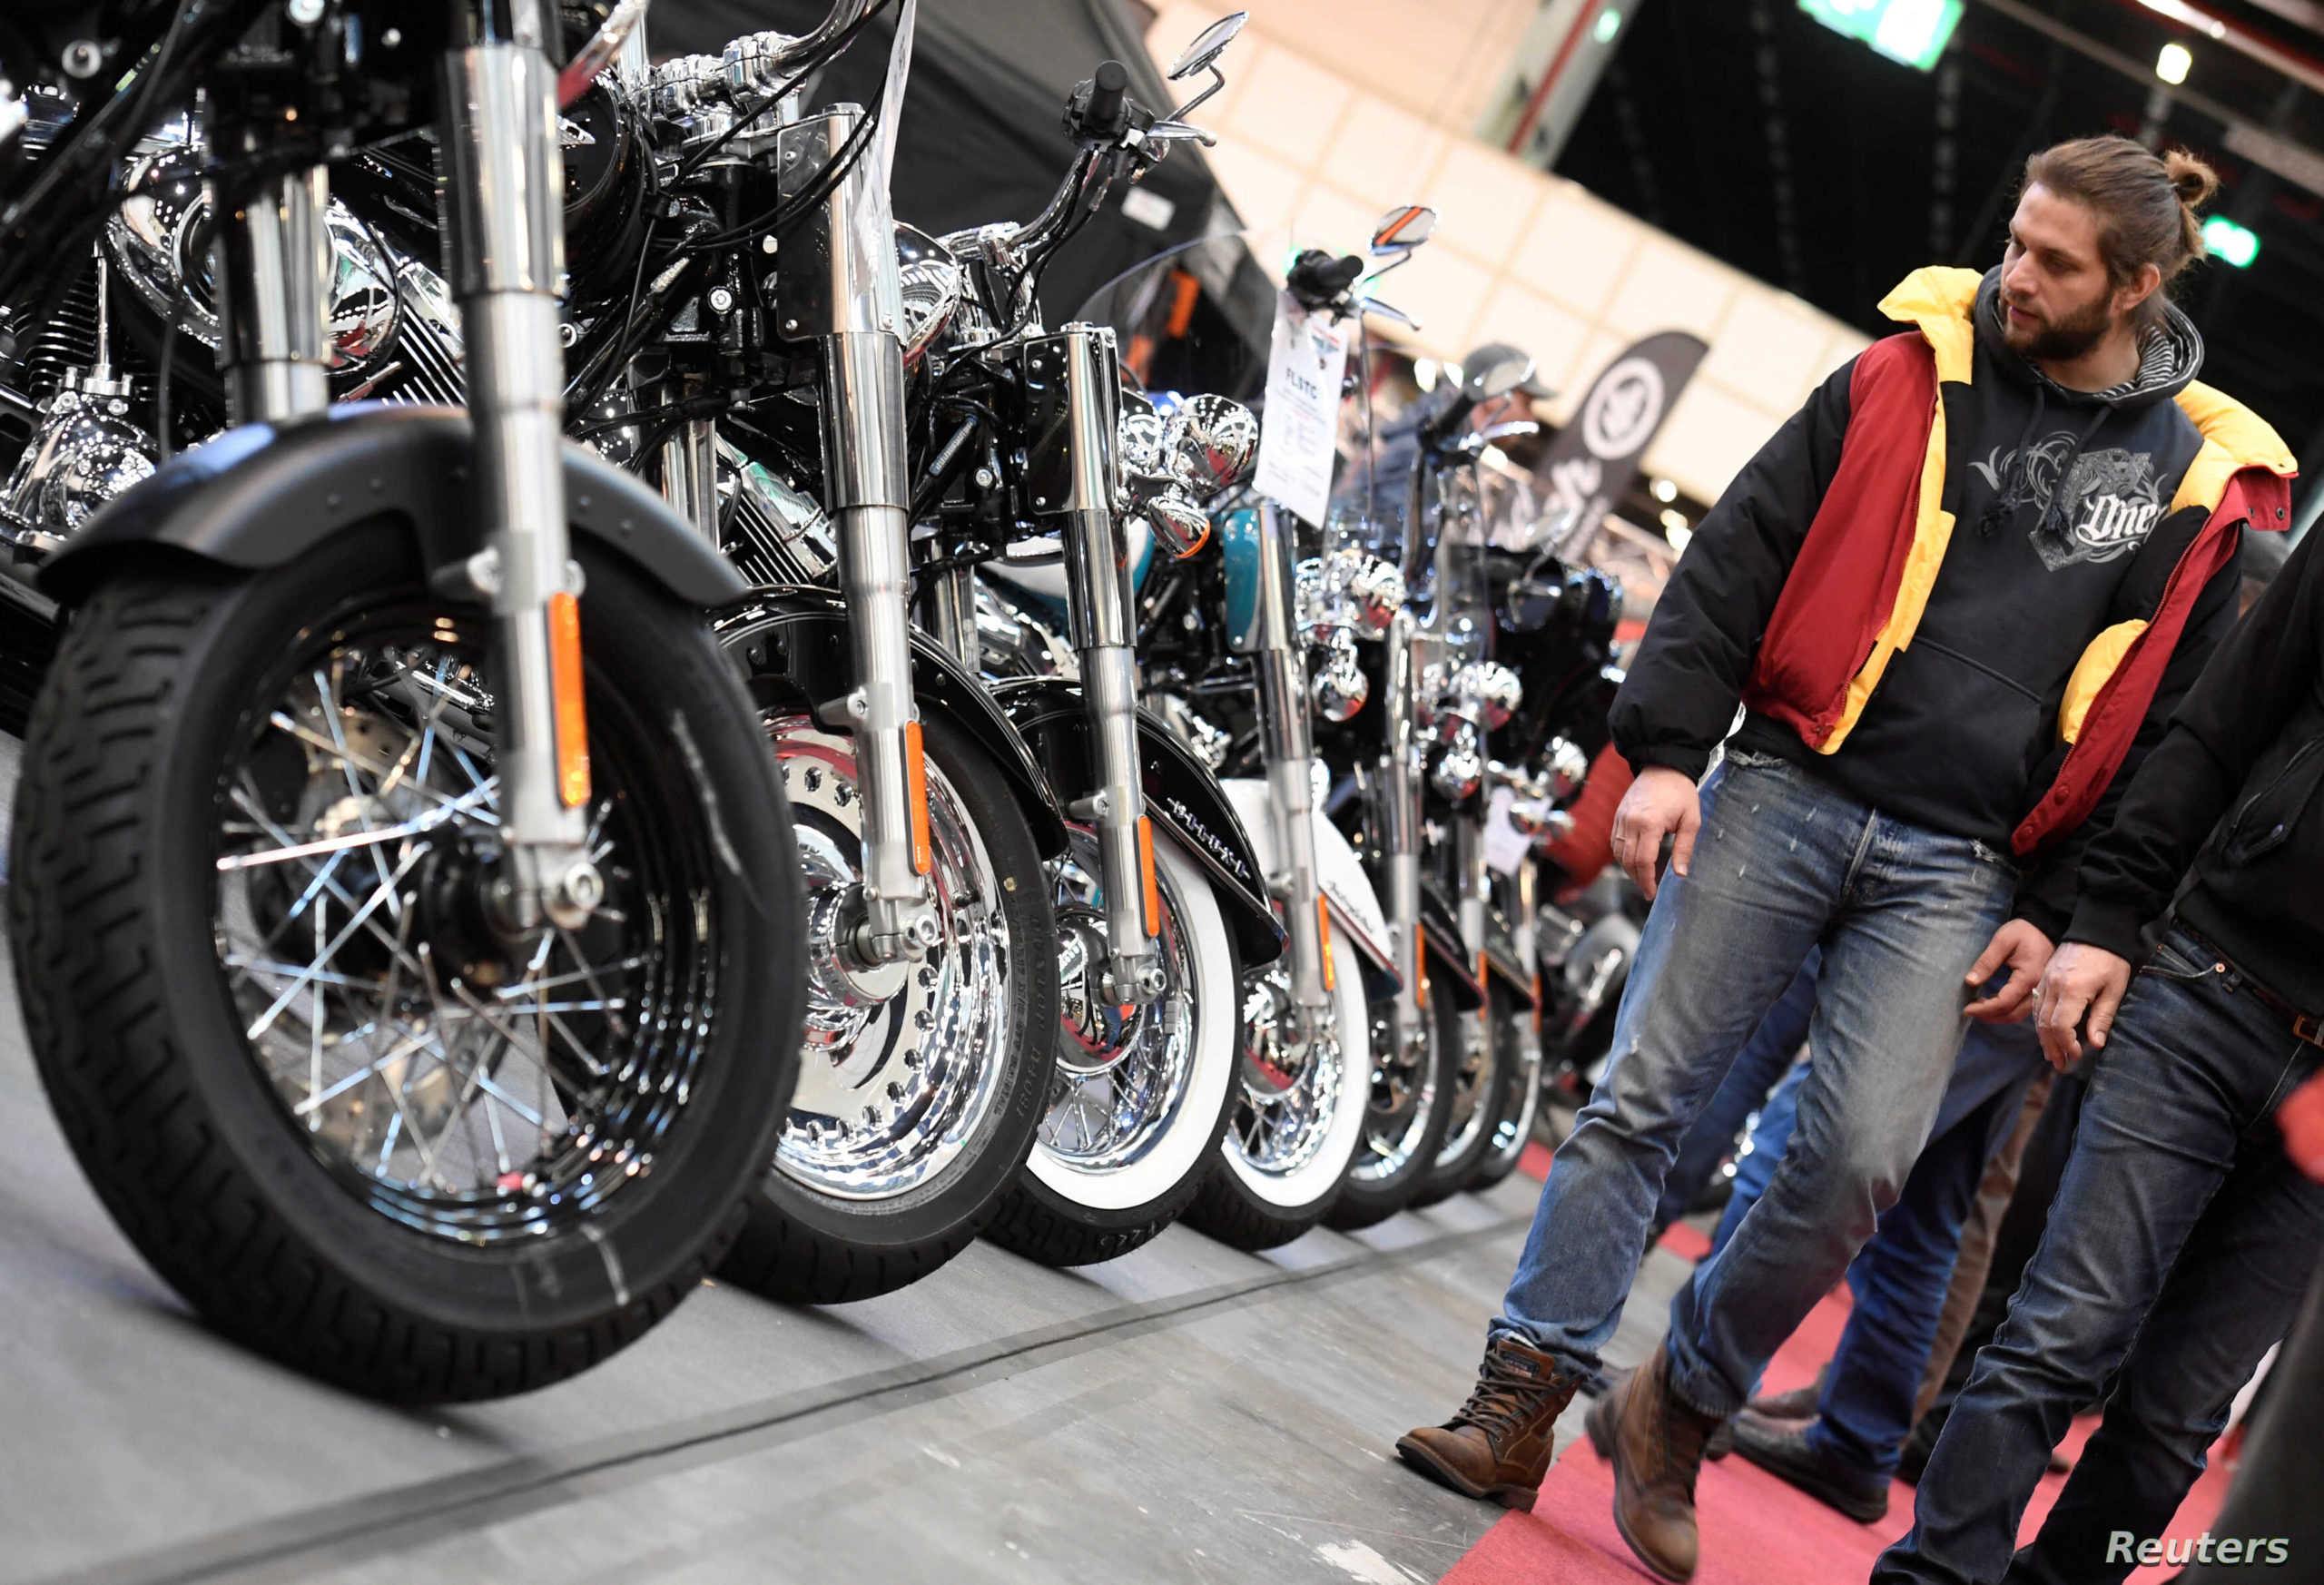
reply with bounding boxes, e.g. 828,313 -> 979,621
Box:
905,720 -> 933,876
548,592 -> 590,808
1137,816 -> 1162,937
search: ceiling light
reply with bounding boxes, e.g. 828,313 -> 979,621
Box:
1594,7 -> 1623,44
1650,477 -> 1678,502
2202,214 -> 2259,267
2156,42 -> 2192,84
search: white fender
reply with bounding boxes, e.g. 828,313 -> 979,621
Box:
1218,777 -> 1397,979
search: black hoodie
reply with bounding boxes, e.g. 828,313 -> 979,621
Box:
1717,271 -> 2240,925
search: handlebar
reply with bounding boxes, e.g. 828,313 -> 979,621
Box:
1085,60 -> 1129,133
558,0 -> 653,108
1285,249 -> 1363,311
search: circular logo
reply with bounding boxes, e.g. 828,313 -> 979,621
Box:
1580,357 -> 1667,460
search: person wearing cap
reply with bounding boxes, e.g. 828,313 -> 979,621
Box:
1392,136 -> 2293,1583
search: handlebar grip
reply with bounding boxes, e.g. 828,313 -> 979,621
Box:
1088,60 -> 1129,128
1418,389 -> 1480,450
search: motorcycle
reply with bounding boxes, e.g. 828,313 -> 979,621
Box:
0,0 -> 807,1399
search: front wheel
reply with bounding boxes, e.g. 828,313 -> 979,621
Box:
714,708 -> 1058,1304
1410,980 -> 1514,1206
1180,934 -> 1370,1250
10,528 -> 806,1400
1326,983 -> 1460,1230
984,826 -> 1241,1266
1468,990 -> 1544,1193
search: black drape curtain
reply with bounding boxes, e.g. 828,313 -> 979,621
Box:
645,0 -> 1240,323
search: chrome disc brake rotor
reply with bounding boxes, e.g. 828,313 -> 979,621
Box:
1038,826 -> 1197,1173
1224,967 -> 1344,1178
767,716 -> 1011,1201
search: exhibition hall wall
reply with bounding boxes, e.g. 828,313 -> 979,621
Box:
1145,0 -> 1875,507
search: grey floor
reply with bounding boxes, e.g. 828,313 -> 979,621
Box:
0,742 -> 1695,1585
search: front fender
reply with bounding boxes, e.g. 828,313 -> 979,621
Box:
717,594 -> 1068,858
43,405 -> 746,608
1216,775 -> 1392,984
997,679 -> 1283,966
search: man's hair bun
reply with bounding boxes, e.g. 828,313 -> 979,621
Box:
2164,149 -> 2221,212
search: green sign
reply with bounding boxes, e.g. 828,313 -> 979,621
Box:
1798,0 -> 1964,72
2202,215 -> 2260,269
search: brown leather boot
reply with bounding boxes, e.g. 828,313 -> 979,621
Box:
1396,1335 -> 1581,1511
1584,1342 -> 1725,1582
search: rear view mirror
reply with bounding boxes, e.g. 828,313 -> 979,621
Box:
1169,12 -> 1248,79
1469,353 -> 1537,401
1370,204 -> 1437,256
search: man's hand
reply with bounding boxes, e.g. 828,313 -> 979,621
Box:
1610,765 -> 1701,901
1964,920 -> 2053,1021
2032,942 -> 2133,1070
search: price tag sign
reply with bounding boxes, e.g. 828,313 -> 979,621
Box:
1253,291 -> 1349,529
1482,786 -> 1532,877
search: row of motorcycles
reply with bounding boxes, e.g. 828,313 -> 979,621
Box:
0,0 -> 1630,1401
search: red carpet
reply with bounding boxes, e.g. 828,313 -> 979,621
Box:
1438,1225 -> 2238,1584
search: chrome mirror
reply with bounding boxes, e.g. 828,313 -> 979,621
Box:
1167,12 -> 1246,123
1370,204 -> 1437,256
1165,393 -> 1260,497
1169,12 -> 1248,79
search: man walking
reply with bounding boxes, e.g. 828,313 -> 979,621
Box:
1393,137 -> 2291,1583
1874,503 -> 2324,1585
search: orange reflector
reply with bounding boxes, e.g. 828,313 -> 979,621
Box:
1316,898 -> 1336,992
1533,970 -> 1544,1033
1416,959 -> 1429,1009
1137,815 -> 1162,938
548,591 -> 590,808
905,720 -> 933,876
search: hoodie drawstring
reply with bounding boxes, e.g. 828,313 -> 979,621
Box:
1978,384 -> 2047,538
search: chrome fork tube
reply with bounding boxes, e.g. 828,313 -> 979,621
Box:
778,105 -> 931,961
1510,854 -> 1544,1112
658,403 -> 721,544
441,2 -> 596,924
1035,326 -> 1160,1002
1381,611 -> 1424,1053
1254,500 -> 1328,1015
213,165 -> 330,424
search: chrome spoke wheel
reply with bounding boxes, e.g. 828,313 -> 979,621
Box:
1349,1000 -> 1440,1183
1226,968 -> 1345,1180
216,611 -> 711,1244
1433,1005 -> 1495,1167
767,715 -> 1013,1201
1039,826 -> 1198,1173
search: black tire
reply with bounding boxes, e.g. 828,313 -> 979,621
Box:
715,711 -> 1058,1304
10,528 -> 805,1401
1411,980 -> 1515,1206
1180,933 -> 1373,1250
985,828 -> 1243,1268
1325,984 -> 1462,1230
1467,996 -> 1543,1193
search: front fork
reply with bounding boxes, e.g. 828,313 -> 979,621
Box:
437,5 -> 597,927
1379,611 -> 1425,1060
777,106 -> 936,963
1029,326 -> 1161,1001
1250,501 -> 1330,1018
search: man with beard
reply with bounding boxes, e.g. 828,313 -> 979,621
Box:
1393,136 -> 2294,1583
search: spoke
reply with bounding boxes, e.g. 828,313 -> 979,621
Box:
267,712 -> 498,821
222,956 -> 385,992
290,1026 -> 441,1115
495,957 -> 646,999
245,846 -> 427,1041
317,663 -> 401,909
471,1068 -> 551,1131
552,927 -> 631,1039
215,783 -> 497,871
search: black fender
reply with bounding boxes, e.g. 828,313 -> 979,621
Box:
1483,914 -> 1538,1010
41,404 -> 747,608
716,594 -> 1068,858
990,676 -> 1285,969
1420,883 -> 1486,1013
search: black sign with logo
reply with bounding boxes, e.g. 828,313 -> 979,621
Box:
1533,330 -> 1709,538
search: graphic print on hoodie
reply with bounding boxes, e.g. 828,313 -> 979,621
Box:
1730,268 -> 2209,846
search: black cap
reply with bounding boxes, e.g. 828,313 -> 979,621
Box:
1461,340 -> 1555,399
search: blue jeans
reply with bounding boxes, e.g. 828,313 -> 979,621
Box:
1652,951 -> 1819,1234
1709,1018 -> 2045,1471
1493,754 -> 2016,1415
1874,928 -> 2324,1585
